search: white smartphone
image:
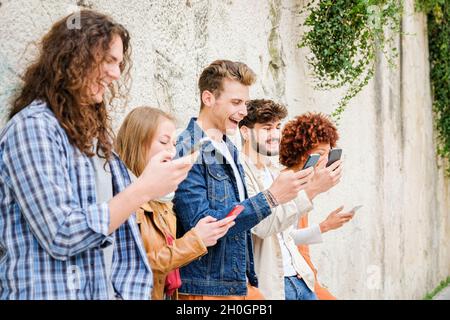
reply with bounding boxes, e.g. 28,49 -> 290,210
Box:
339,205 -> 362,216
350,205 -> 363,213
326,148 -> 342,167
189,137 -> 211,154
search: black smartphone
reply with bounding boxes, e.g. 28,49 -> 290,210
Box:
302,154 -> 320,170
326,148 -> 342,167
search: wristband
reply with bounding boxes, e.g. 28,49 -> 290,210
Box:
263,189 -> 279,208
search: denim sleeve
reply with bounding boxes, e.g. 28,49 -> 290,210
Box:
173,162 -> 272,237
1,115 -> 111,261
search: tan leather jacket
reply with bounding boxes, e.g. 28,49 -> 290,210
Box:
136,200 -> 207,300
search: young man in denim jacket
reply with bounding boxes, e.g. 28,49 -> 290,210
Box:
173,60 -> 314,299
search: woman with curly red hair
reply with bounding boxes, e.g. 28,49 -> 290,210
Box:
279,112 -> 355,299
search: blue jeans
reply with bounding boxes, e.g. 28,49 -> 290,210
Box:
284,276 -> 318,300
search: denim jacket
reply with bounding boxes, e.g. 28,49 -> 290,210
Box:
173,118 -> 272,296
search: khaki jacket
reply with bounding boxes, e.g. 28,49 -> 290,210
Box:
241,154 -> 316,300
136,200 -> 207,300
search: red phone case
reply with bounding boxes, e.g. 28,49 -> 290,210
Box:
226,205 -> 244,218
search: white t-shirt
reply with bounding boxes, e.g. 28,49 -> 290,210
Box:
90,152 -> 116,299
211,139 -> 245,202
261,167 -> 297,277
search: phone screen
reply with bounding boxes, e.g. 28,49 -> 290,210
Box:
326,148 -> 342,167
302,154 -> 320,170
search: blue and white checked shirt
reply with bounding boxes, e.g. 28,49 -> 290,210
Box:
0,101 -> 153,299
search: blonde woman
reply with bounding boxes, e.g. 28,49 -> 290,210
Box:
116,107 -> 236,300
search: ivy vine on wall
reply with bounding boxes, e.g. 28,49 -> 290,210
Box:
299,0 -> 450,173
416,0 -> 449,174
298,0 -> 402,122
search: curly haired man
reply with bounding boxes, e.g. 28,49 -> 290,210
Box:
240,103 -> 354,300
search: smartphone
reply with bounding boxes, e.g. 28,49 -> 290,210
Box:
302,154 -> 320,170
326,148 -> 342,167
226,204 -> 244,218
350,205 -> 363,213
189,137 -> 211,154
339,205 -> 363,216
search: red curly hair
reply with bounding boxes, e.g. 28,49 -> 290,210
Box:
279,112 -> 339,168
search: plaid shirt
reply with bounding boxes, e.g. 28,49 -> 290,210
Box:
0,101 -> 153,299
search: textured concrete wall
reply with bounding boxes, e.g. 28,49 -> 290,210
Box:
0,0 -> 448,299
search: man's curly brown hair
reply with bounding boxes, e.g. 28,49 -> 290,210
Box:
239,99 -> 288,128
9,10 -> 131,160
279,112 -> 339,168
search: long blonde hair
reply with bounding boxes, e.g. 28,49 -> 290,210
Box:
115,106 -> 174,177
